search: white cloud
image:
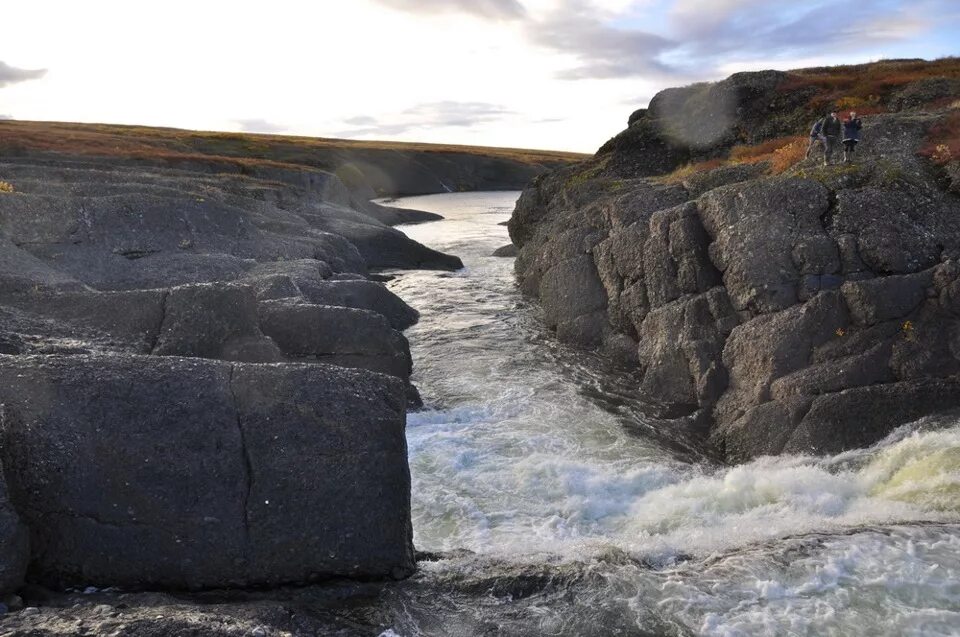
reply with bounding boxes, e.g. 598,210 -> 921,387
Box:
0,1 -> 953,153
0,61 -> 46,87
235,118 -> 288,134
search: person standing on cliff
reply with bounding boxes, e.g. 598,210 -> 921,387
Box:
842,111 -> 863,163
821,111 -> 842,166
807,116 -> 826,158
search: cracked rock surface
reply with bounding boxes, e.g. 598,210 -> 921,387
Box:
0,154 -> 448,595
509,75 -> 960,463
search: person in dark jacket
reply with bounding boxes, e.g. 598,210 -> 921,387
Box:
806,116 -> 825,158
821,111 -> 842,165
843,111 -> 863,163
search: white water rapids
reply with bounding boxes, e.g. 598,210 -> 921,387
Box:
381,192 -> 960,636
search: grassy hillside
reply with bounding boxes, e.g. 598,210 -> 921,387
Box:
0,120 -> 586,170
604,57 -> 960,183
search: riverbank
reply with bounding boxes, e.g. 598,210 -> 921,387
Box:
7,192 -> 960,636
507,59 -> 960,463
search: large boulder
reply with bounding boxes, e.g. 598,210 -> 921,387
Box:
258,300 -> 413,380
0,354 -> 415,589
697,177 -> 833,315
539,256 -> 608,336
294,279 -> 420,331
638,287 -> 739,413
152,283 -> 283,363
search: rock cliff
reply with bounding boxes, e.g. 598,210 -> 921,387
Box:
509,59 -> 960,463
0,145 -> 474,593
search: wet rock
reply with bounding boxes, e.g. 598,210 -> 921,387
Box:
785,377 -> 960,455
713,396 -> 813,462
492,244 -> 518,257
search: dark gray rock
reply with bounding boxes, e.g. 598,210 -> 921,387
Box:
888,78 -> 960,111
831,187 -> 948,275
638,288 -> 738,412
539,256 -> 608,332
842,269 -> 933,325
769,342 -> 894,400
294,280 -> 420,331
712,396 -> 812,463
784,378 -> 960,455
714,291 -> 848,427
258,300 -> 412,380
681,162 -> 769,197
0,471 -> 29,595
3,289 -> 165,353
152,283 -> 283,363
643,203 -> 720,309
492,244 -> 518,258
508,66 -> 960,464
697,177 -> 832,315
0,354 -> 414,589
0,238 -> 86,296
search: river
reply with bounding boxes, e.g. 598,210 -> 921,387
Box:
377,191 -> 960,636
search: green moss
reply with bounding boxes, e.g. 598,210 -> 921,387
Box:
564,157 -> 610,190
875,159 -> 906,186
795,161 -> 863,184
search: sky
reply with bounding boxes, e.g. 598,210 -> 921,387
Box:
1,0 -> 958,153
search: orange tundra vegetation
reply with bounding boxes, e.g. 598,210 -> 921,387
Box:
778,57 -> 960,114
661,136 -> 806,183
0,120 -> 587,170
919,111 -> 960,165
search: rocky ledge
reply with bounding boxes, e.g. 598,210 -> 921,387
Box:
0,151 -> 468,597
509,60 -> 960,463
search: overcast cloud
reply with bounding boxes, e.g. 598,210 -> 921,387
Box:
372,0 -> 956,82
376,0 -> 526,20
1,1 -> 957,152
0,61 -> 46,88
336,101 -> 515,137
234,118 -> 288,134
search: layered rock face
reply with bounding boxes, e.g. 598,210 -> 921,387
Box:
0,155 -> 456,592
510,69 -> 960,463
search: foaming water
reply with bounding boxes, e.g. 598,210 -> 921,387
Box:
382,192 -> 960,635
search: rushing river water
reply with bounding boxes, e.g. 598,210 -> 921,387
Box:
378,192 -> 960,636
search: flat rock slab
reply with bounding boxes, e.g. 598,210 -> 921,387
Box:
0,354 -> 414,589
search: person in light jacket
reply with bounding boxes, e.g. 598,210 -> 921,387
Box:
842,111 -> 863,163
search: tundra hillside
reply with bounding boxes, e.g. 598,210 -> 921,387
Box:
508,58 -> 960,462
0,120 -> 586,197
0,121 -> 581,599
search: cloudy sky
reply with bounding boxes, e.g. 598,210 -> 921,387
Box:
1,0 -> 958,152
